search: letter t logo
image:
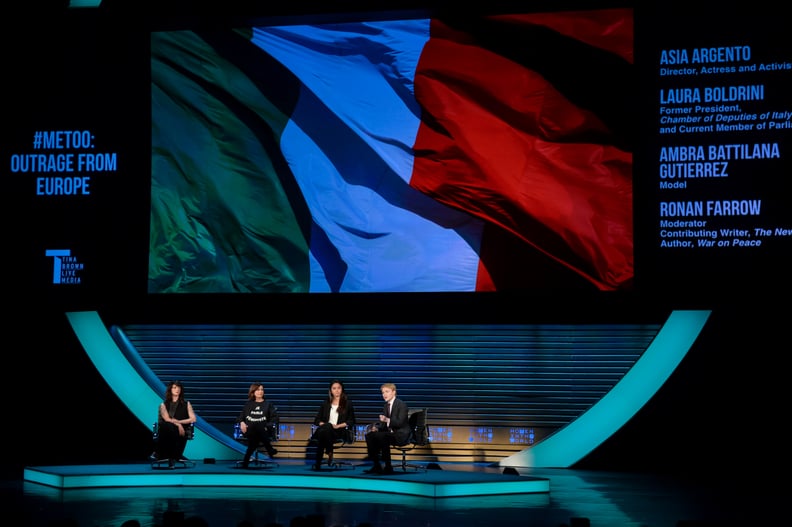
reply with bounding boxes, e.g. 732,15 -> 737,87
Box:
45,249 -> 71,284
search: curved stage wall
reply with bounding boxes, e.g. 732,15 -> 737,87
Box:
66,309 -> 711,468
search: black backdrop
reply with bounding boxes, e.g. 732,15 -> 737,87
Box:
3,1 -> 790,478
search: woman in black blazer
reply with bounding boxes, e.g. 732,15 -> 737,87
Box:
311,379 -> 356,471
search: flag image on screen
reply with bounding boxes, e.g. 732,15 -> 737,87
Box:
149,8 -> 633,293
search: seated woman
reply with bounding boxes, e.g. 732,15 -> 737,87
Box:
155,380 -> 197,467
311,379 -> 356,471
236,382 -> 279,468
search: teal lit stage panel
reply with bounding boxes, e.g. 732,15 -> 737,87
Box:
24,463 -> 549,498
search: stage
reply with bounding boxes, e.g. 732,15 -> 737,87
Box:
23,459 -> 548,499
14,463 -> 763,527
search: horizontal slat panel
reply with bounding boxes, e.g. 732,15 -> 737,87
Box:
116,322 -> 660,459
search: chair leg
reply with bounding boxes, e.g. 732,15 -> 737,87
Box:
253,448 -> 279,469
393,447 -> 426,472
235,448 -> 278,469
327,443 -> 356,470
151,457 -> 195,469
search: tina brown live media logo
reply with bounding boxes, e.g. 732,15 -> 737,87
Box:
45,249 -> 84,285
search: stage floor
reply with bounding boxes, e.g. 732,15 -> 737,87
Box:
23,459 -> 548,499
10,461 -> 775,527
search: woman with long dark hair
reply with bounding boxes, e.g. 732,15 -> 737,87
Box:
156,380 -> 196,467
311,379 -> 356,471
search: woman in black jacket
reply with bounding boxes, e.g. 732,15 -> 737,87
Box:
311,379 -> 356,471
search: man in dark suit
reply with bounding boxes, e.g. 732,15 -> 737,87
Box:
364,382 -> 410,474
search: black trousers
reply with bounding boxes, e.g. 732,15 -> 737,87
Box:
312,424 -> 346,464
242,423 -> 276,463
156,422 -> 188,461
365,429 -> 396,466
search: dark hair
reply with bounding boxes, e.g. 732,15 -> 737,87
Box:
327,379 -> 349,411
248,383 -> 266,400
163,380 -> 185,403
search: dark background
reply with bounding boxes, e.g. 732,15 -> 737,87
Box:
4,1 -> 789,479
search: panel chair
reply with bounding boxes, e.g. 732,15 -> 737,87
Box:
310,425 -> 356,470
150,421 -> 196,469
234,421 -> 279,469
392,408 -> 429,472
